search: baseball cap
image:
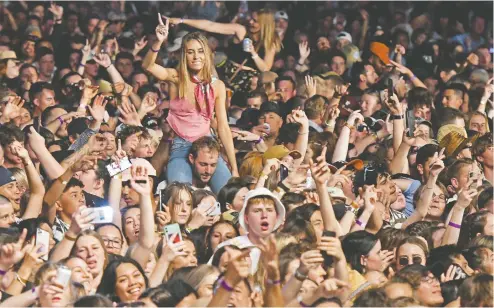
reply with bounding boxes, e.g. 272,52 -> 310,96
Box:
259,101 -> 282,118
262,145 -> 302,160
275,11 -> 289,21
121,158 -> 157,181
0,167 -> 15,187
331,159 -> 364,172
337,31 -> 352,43
238,188 -> 286,232
236,108 -> 261,131
369,42 -> 391,65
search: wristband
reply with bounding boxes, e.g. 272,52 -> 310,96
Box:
219,278 -> 234,292
179,18 -> 184,24
103,64 -> 112,69
254,136 -> 263,144
151,46 -> 160,53
57,116 -> 64,125
448,221 -> 461,229
298,130 -> 309,135
356,219 -> 365,227
294,269 -> 308,281
79,63 -> 85,67
65,233 -> 77,241
278,181 -> 290,193
344,123 -> 354,130
252,53 -> 259,59
0,269 -> 6,275
297,296 -> 309,308
391,114 -> 404,120
32,287 -> 38,300
410,74 -> 417,81
266,278 -> 281,285
16,274 -> 27,287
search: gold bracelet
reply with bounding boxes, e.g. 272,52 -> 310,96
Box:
15,274 -> 27,287
65,233 -> 77,241
344,123 -> 354,130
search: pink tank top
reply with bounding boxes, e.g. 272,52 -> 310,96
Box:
167,77 -> 217,142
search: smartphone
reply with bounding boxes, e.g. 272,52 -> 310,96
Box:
56,266 -> 72,287
387,78 -> 394,96
452,264 -> 467,279
86,206 -> 113,224
209,202 -> 221,216
405,110 -> 416,137
164,223 -> 182,244
280,164 -> 289,181
321,230 -> 336,267
36,228 -> 50,261
106,157 -> 132,177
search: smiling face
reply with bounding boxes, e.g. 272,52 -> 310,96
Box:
244,197 -> 278,239
185,39 -> 206,73
65,257 -> 93,293
75,235 -> 106,277
124,207 -> 141,245
115,262 -> 146,302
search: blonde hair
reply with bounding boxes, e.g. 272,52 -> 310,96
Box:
177,32 -> 213,99
245,196 -> 276,215
10,167 -> 28,190
239,152 -> 265,178
255,10 -> 282,53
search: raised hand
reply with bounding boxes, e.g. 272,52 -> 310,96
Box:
305,75 -> 317,98
130,165 -> 151,196
88,95 -> 108,123
394,44 -> 406,55
156,13 -> 170,43
111,139 -> 127,166
327,106 -> 340,121
67,206 -> 96,237
71,155 -> 98,173
138,92 -> 158,117
223,247 -> 251,286
258,234 -> 280,278
82,39 -> 91,58
309,146 -> 330,185
27,126 -> 45,148
161,234 -> 186,262
97,20 -> 109,32
86,133 -> 107,157
389,60 -> 412,76
317,236 -> 345,262
360,185 -> 377,210
134,37 -> 148,54
298,250 -> 324,276
456,183 -> 478,209
383,90 -> 402,115
1,95 -> 24,122
360,9 -> 369,22
9,142 -> 29,162
334,83 -> 350,97
118,100 -> 141,126
187,203 -> 215,230
0,229 -> 29,270
299,41 -> 310,63
113,82 -> 133,97
93,53 -> 112,68
81,81 -> 99,100
466,53 -> 479,66
291,108 -> 309,128
156,208 -> 171,230
427,148 -> 445,178
347,109 -> 364,127
48,3 -> 63,20
315,278 -> 349,299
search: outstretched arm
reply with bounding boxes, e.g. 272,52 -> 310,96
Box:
170,17 -> 246,42
215,80 -> 238,176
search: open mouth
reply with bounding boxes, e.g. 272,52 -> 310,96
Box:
52,296 -> 62,302
86,260 -> 97,268
127,286 -> 141,295
260,221 -> 270,231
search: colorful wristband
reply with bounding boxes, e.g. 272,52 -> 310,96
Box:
151,46 -> 160,53
448,221 -> 461,229
220,278 -> 234,292
0,269 -> 7,275
356,219 -> 365,227
266,278 -> 281,285
57,116 -> 64,125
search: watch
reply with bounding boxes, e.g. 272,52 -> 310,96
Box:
294,269 -> 308,282
391,114 -> 404,120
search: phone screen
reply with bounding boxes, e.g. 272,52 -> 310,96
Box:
280,164 -> 289,181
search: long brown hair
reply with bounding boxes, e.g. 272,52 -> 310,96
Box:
177,32 -> 213,99
162,182 -> 194,225
254,10 -> 282,53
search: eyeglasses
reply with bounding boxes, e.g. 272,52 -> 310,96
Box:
432,193 -> 446,202
102,237 -> 122,248
398,255 -> 423,266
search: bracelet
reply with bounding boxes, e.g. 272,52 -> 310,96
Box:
57,116 -> 64,125
410,74 -> 417,81
294,268 -> 308,282
266,278 -> 281,285
79,63 -> 85,67
448,221 -> 461,229
259,172 -> 268,179
298,61 -> 305,66
219,278 -> 234,292
297,296 -> 309,308
31,287 -> 38,300
344,123 -> 354,130
0,269 -> 6,276
298,130 -> 309,135
251,53 -> 259,59
391,114 -> 404,120
16,274 -> 27,287
151,46 -> 160,53
254,136 -> 263,144
65,233 -> 77,241
103,64 -> 112,69
113,173 -> 122,180
278,181 -> 290,193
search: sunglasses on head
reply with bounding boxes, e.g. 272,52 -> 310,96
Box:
398,255 -> 423,266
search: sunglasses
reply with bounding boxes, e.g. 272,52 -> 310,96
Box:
357,124 -> 369,132
398,255 -> 423,266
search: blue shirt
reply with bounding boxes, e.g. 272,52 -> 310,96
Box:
403,179 -> 421,217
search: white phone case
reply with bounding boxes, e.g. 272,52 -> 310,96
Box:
89,206 -> 113,224
164,223 -> 182,244
208,202 -> 222,216
36,228 -> 50,261
56,266 -> 72,287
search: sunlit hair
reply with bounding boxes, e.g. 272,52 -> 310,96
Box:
245,196 -> 277,214
9,167 -> 28,190
177,32 -> 213,98
239,151 -> 265,178
162,182 -> 194,225
254,10 -> 282,53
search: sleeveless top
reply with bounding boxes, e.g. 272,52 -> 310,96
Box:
167,76 -> 217,143
225,37 -> 266,70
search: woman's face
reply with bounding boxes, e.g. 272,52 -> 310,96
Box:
13,107 -> 32,127
124,207 -> 141,244
209,223 -> 236,252
144,254 -> 157,277
75,235 -> 106,277
416,272 -> 443,306
248,12 -> 261,34
390,188 -> 406,211
115,262 -> 146,302
69,53 -> 81,70
172,240 -> 198,270
231,187 -> 249,212
310,210 -> 324,242
39,276 -> 73,307
171,189 -> 192,225
362,240 -> 383,272
65,257 -> 93,293
396,243 -> 427,271
197,270 -> 220,300
428,185 -> 446,219
185,39 -> 206,72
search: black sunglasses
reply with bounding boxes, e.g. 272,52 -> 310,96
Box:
398,256 -> 423,266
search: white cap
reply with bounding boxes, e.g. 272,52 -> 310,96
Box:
275,11 -> 289,21
337,31 -> 352,43
238,188 -> 285,232
121,158 -> 157,181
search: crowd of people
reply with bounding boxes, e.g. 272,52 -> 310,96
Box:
0,1 -> 492,307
